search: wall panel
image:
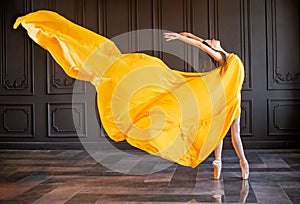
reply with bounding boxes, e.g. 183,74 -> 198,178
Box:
0,104 -> 34,137
267,0 -> 300,90
241,100 -> 253,136
47,55 -> 85,94
268,99 -> 300,136
47,0 -> 86,94
0,0 -> 299,149
0,0 -> 33,95
47,103 -> 86,138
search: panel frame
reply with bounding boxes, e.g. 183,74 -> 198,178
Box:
0,103 -> 35,138
0,0 -> 33,96
268,99 -> 300,136
266,0 -> 300,90
47,102 -> 87,138
240,99 -> 253,136
46,0 -> 86,95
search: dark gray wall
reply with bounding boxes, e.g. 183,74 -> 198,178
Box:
0,0 -> 299,149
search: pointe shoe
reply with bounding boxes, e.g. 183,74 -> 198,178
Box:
240,159 -> 249,180
212,160 -> 222,180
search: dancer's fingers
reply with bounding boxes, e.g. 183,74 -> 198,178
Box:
163,32 -> 177,37
163,33 -> 179,41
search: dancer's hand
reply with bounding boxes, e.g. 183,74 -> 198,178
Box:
163,33 -> 180,41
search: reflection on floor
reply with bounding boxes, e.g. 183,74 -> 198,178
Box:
0,149 -> 299,203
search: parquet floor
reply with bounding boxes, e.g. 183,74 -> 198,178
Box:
0,149 -> 299,203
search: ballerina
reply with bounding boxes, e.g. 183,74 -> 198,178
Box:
164,32 -> 249,179
14,10 -> 248,179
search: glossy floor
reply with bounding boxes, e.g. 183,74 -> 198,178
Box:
0,149 -> 299,203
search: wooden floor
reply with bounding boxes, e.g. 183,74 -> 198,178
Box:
0,149 -> 299,203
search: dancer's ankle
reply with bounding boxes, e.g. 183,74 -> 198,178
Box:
240,159 -> 248,166
214,158 -> 222,162
239,159 -> 249,180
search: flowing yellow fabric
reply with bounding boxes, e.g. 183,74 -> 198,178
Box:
14,10 -> 244,167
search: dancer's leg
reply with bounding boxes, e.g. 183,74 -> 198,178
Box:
231,117 -> 249,179
214,140 -> 223,161
231,117 -> 246,160
212,140 -> 223,179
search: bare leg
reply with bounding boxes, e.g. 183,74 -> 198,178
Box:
231,117 -> 246,160
212,140 -> 223,179
231,117 -> 249,179
214,140 -> 223,161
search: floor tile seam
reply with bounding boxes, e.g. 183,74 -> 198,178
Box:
32,185 -> 86,204
78,186 -> 223,195
280,186 -> 295,204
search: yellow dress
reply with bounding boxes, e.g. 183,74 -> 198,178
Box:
14,10 -> 244,168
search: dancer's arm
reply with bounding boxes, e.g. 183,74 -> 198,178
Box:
179,32 -> 205,42
164,33 -> 224,63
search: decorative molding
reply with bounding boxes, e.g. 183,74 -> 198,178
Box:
240,99 -> 253,136
46,0 -> 86,95
182,0 -> 190,72
153,0 -> 163,59
0,0 -> 33,95
46,49 -> 85,95
268,99 -> 300,136
267,0 -> 300,89
241,0 -> 252,91
3,109 -> 30,132
224,99 -> 252,137
4,79 -> 28,89
211,0 -> 219,39
274,68 -> 300,83
49,59 -> 75,90
97,0 -> 107,138
2,0 -> 298,148
129,0 -> 137,52
48,103 -> 86,138
0,104 -> 34,137
97,0 -> 107,35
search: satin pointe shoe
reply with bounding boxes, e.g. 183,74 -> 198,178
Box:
240,159 -> 249,180
212,160 -> 222,180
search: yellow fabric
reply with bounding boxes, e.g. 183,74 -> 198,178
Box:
14,10 -> 244,167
